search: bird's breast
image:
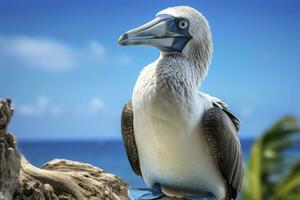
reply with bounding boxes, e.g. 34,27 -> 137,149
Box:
131,65 -> 225,199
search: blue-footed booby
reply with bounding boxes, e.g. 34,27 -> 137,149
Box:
118,6 -> 243,200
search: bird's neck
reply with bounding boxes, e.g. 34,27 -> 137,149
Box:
157,53 -> 203,90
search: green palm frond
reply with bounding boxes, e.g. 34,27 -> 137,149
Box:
242,116 -> 300,200
273,161 -> 300,200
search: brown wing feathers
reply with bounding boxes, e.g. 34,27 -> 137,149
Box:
203,107 -> 243,200
121,101 -> 142,176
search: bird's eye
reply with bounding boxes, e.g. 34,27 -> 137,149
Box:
178,20 -> 188,29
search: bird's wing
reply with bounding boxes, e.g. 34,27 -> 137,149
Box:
202,106 -> 243,200
121,101 -> 142,176
203,94 -> 240,131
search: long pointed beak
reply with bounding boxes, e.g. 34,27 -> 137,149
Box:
118,16 -> 180,48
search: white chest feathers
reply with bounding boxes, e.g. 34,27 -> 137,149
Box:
131,61 -> 226,199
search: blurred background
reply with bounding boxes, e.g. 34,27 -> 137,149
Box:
1,0 -> 300,199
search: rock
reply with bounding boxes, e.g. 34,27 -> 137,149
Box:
0,99 -> 128,200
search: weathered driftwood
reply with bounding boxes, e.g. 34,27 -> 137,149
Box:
0,99 -> 128,200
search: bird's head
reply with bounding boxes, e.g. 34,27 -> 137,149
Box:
118,6 -> 213,78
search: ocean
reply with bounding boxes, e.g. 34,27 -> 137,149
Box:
17,140 -> 256,187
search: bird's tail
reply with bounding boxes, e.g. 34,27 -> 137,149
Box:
227,183 -> 238,200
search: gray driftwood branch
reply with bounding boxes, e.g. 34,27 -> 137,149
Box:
0,99 -> 128,200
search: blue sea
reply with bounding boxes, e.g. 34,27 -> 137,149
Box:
17,140 -> 298,187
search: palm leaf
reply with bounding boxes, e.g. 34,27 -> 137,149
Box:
242,116 -> 300,200
273,161 -> 300,200
242,138 -> 263,200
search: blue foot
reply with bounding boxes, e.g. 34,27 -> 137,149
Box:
183,193 -> 215,200
128,187 -> 216,200
128,187 -> 164,200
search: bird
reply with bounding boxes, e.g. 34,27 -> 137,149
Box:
118,6 -> 243,200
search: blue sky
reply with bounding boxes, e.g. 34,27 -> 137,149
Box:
0,0 -> 299,140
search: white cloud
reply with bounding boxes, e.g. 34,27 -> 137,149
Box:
50,105 -> 63,116
90,98 -> 105,113
89,41 -> 106,58
0,36 -> 76,71
17,96 -> 63,116
0,35 -> 131,72
241,107 -> 254,117
87,40 -> 132,65
17,96 -> 105,116
77,98 -> 105,115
